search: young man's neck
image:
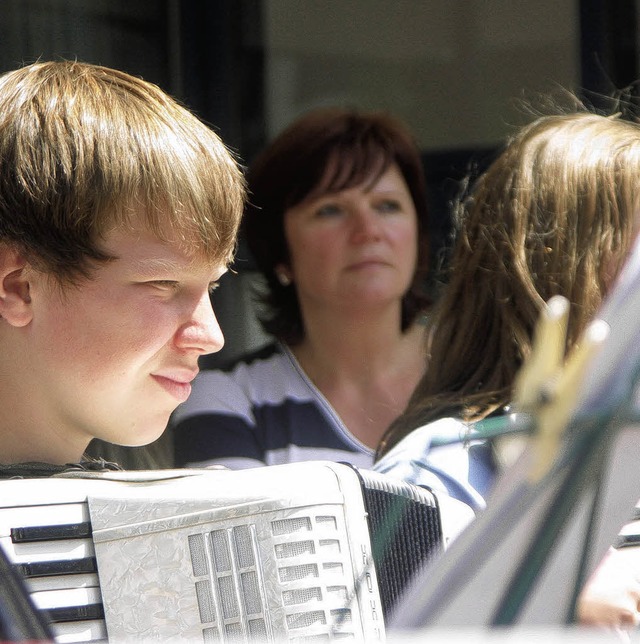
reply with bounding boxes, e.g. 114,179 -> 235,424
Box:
0,435 -> 86,466
0,399 -> 88,465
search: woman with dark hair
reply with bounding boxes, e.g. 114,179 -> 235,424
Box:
172,107 -> 431,469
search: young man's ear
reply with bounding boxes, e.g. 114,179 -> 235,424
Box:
0,244 -> 33,327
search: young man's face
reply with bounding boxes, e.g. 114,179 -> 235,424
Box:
25,212 -> 226,455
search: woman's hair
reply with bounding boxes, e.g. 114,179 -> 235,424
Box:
377,110 -> 640,457
0,60 -> 246,283
243,107 -> 431,345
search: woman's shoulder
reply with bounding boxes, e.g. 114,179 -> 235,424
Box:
172,342 -> 314,423
216,342 -> 284,373
193,342 -> 290,387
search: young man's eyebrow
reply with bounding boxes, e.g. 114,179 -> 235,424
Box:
130,258 -> 185,274
132,258 -> 228,281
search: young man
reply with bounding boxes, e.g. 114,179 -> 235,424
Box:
0,60 -> 245,470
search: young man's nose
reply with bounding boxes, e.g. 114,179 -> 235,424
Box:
177,292 -> 225,355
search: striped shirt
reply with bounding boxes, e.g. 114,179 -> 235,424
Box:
171,343 -> 375,469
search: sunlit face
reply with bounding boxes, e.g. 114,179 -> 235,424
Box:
282,164 -> 419,315
24,213 -> 227,453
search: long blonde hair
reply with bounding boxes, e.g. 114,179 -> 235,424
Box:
378,111 -> 640,457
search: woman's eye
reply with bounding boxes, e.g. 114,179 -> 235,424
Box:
375,199 -> 402,213
315,203 -> 342,217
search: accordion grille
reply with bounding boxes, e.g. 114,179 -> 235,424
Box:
186,509 -> 362,642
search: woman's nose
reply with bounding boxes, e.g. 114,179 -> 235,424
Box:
351,207 -> 382,243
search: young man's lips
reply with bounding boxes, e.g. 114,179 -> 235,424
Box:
151,374 -> 195,403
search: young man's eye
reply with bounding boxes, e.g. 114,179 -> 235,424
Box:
148,280 -> 179,290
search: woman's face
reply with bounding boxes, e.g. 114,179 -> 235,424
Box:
281,164 -> 419,316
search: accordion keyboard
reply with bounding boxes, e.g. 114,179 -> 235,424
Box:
0,501 -> 107,642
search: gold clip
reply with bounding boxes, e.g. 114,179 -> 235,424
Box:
513,296 -> 609,481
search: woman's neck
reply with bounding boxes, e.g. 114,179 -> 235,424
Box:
290,319 -> 427,449
296,299 -> 407,365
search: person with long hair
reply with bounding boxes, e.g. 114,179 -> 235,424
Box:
374,109 -> 640,510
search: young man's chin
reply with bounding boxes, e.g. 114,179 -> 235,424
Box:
113,417 -> 171,450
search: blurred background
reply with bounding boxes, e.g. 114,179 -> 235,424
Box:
1,0 -> 636,365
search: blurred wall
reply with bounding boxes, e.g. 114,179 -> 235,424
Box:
263,0 -> 579,151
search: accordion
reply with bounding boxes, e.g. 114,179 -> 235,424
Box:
0,461 -> 473,642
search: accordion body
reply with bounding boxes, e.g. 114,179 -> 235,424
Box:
0,461 -> 472,642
